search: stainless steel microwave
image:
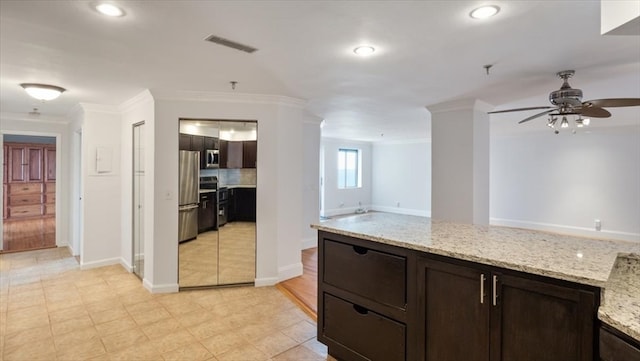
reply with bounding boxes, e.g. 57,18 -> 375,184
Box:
205,149 -> 219,168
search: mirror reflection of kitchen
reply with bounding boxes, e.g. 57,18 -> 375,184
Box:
178,119 -> 257,289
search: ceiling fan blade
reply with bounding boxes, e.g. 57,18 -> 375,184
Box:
583,98 -> 640,108
488,106 -> 555,114
518,109 -> 556,124
580,106 -> 611,118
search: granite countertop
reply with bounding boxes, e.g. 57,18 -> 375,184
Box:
311,212 -> 640,340
598,253 -> 640,341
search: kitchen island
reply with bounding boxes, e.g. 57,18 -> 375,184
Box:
312,212 -> 639,361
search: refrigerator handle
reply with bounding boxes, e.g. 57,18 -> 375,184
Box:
179,204 -> 199,211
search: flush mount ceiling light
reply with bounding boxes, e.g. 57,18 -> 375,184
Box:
20,83 -> 66,101
470,5 -> 500,19
95,3 -> 125,17
353,45 -> 375,56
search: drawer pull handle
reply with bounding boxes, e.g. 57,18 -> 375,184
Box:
353,246 -> 368,255
353,304 -> 369,315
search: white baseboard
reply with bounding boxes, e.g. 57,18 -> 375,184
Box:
80,257 -> 121,270
142,279 -> 179,293
490,218 -> 640,243
278,262 -> 303,282
254,276 -> 279,287
370,205 -> 430,217
120,258 -> 133,273
301,237 -> 317,250
322,207 -> 363,217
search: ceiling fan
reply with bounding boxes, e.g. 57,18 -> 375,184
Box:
489,70 -> 640,130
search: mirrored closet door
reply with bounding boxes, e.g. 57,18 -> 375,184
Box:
132,121 -> 145,279
178,119 -> 257,289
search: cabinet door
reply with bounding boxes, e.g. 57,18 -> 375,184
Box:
8,146 -> 27,182
420,258 -> 490,361
490,273 -> 596,361
226,141 -> 243,169
219,140 -> 228,168
242,141 -> 257,168
45,147 -> 56,181
3,145 -> 7,183
190,135 -> 204,151
27,147 -> 44,182
179,133 -> 192,150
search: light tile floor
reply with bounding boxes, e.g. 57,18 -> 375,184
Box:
0,247 -> 331,361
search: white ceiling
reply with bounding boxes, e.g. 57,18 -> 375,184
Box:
1,1 -> 639,141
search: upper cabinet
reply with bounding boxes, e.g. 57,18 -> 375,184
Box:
45,147 -> 56,181
179,133 -> 220,169
219,140 -> 256,169
7,144 -> 51,183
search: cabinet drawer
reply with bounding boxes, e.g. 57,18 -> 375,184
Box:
45,182 -> 55,194
44,205 -> 55,215
8,193 -> 42,206
600,326 -> 640,361
9,205 -> 42,218
44,193 -> 56,204
8,183 -> 42,195
324,239 -> 406,309
323,293 -> 405,361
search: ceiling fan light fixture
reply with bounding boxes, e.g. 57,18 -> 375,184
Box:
470,5 -> 500,19
353,45 -> 375,56
547,117 -> 557,128
560,116 -> 569,128
95,3 -> 125,17
20,83 -> 66,101
582,118 -> 590,126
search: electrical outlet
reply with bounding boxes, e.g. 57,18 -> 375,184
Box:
396,202 -> 400,207
595,219 -> 601,231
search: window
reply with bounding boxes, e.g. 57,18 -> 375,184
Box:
338,148 -> 360,189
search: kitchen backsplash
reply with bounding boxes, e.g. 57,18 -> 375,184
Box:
201,168 -> 256,186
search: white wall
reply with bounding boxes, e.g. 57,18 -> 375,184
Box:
302,121 -> 321,249
490,128 -> 640,242
0,115 -> 71,251
76,104 -> 123,268
119,91 -> 155,277
321,138 -> 372,217
371,140 -> 431,217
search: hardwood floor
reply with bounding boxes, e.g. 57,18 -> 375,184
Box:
278,247 -> 318,320
2,217 -> 55,252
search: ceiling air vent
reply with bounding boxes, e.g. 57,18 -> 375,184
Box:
204,34 -> 258,53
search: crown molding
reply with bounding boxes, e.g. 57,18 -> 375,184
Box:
150,89 -> 307,109
79,103 -> 120,114
0,111 -> 69,124
119,89 -> 154,113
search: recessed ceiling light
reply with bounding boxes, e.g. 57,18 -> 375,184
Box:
20,83 -> 66,101
470,5 -> 500,19
353,46 -> 375,56
95,3 -> 125,17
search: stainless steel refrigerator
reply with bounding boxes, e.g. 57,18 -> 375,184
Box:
178,150 -> 199,242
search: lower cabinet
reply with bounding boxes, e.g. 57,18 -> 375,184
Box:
599,324 -> 640,361
317,231 -> 601,361
419,255 -> 598,361
229,187 -> 256,222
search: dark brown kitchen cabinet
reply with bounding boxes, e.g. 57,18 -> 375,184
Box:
318,231 -> 418,361
599,324 -> 640,361
228,187 -> 256,222
219,140 -> 256,169
179,133 -> 192,151
242,140 -> 257,168
418,254 -> 598,361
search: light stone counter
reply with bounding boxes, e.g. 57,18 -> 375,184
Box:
312,212 -> 640,340
598,253 -> 640,341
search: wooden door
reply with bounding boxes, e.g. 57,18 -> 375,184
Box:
490,273 -> 596,361
44,147 -> 56,181
242,140 -> 257,168
421,258 -> 490,361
